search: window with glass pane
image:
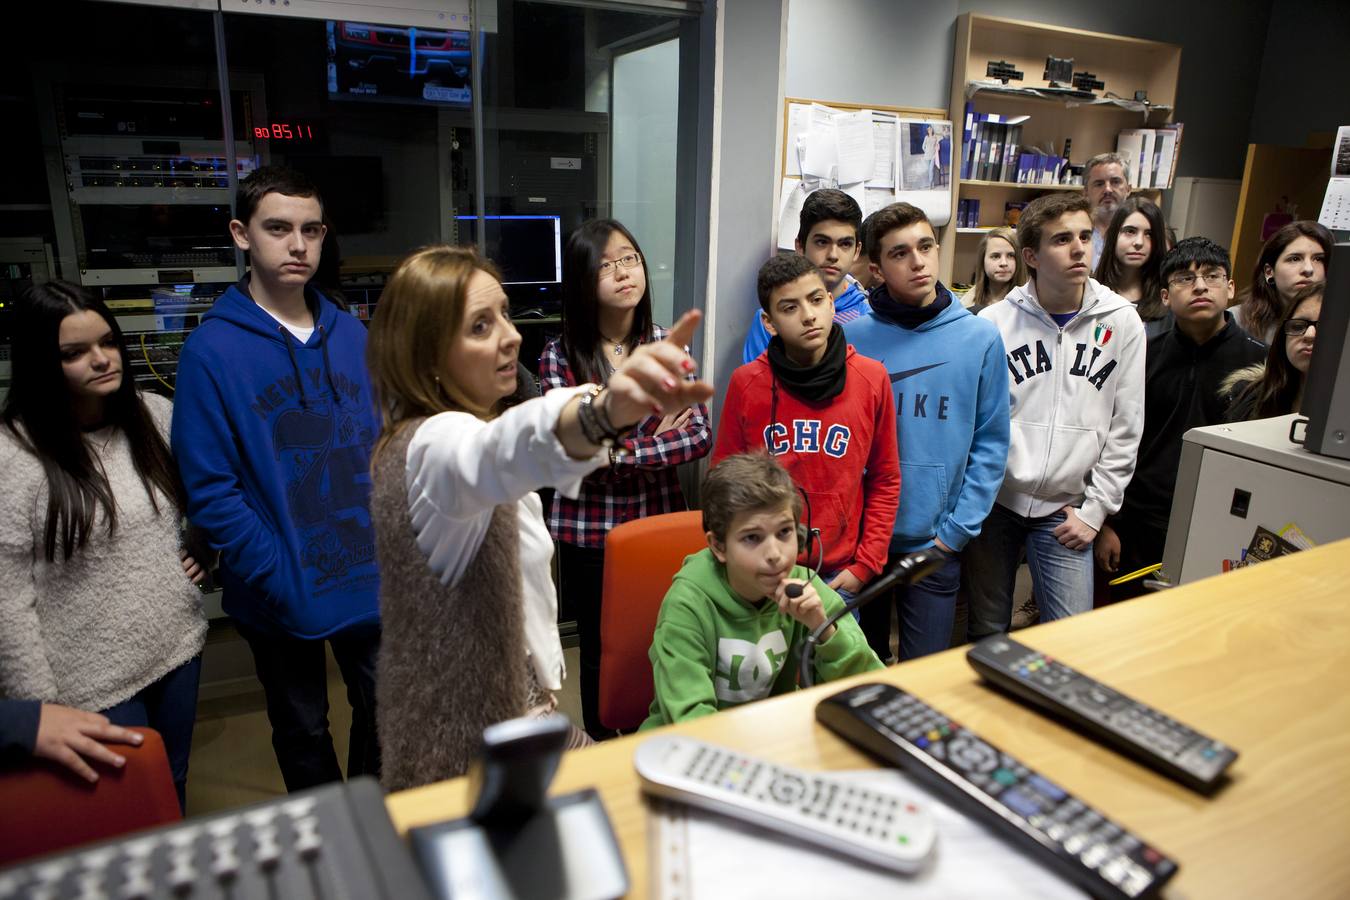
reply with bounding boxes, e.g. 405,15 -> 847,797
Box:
222,10 -> 470,324
476,1 -> 695,655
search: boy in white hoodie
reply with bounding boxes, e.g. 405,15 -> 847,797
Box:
965,193 -> 1145,638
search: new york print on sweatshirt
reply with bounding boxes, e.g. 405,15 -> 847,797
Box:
172,280 -> 381,639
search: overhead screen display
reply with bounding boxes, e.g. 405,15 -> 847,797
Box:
327,20 -> 471,106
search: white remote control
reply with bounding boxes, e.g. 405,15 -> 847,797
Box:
633,734 -> 938,874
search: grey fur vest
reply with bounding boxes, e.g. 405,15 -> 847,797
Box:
372,418 -> 528,791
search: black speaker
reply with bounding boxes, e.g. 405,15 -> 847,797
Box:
1302,241 -> 1350,460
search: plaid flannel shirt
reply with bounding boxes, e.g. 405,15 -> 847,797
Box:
539,327 -> 711,548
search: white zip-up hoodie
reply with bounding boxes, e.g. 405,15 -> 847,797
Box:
981,277 -> 1145,531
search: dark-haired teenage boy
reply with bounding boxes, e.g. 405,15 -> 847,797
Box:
172,166 -> 382,791
1096,237 -> 1265,600
965,193 -> 1145,639
714,254 -> 899,604
742,189 -> 872,363
847,203 -> 1010,661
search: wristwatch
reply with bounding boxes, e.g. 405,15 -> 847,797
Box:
577,385 -> 634,448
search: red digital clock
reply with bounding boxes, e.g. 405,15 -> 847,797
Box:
254,122 -> 317,141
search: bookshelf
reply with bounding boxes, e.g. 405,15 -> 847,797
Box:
945,14 -> 1182,288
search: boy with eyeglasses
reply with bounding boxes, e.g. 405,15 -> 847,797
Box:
1095,237 -> 1266,600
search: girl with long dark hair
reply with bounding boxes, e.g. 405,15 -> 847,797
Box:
0,280 -> 206,807
1235,221 -> 1332,344
539,219 -> 711,738
1224,284 -> 1323,421
1094,197 -> 1171,339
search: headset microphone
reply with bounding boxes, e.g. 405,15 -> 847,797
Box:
797,548 -> 948,687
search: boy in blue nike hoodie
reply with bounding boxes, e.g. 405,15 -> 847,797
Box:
965,193 -> 1145,639
172,167 -> 381,791
848,203 -> 1010,661
743,189 -> 871,363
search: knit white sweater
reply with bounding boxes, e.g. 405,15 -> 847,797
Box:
0,393 -> 207,711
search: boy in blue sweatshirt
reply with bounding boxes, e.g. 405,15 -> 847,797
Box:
848,203 -> 1010,661
172,167 -> 381,791
742,189 -> 871,363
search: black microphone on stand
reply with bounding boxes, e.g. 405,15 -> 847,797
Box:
796,549 -> 949,688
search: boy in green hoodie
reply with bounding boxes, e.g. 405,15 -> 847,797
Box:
641,453 -> 882,729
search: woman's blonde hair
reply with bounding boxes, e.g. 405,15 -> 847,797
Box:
367,245 -> 503,450
966,227 -> 1024,310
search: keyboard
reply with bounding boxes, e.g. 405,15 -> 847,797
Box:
0,777 -> 431,900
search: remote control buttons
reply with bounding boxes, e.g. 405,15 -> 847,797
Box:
947,736 -> 998,773
768,774 -> 806,804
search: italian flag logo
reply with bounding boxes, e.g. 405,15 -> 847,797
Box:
1093,323 -> 1114,346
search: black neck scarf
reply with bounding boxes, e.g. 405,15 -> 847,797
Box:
869,282 -> 952,330
766,325 -> 848,404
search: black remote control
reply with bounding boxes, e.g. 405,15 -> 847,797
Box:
966,636 -> 1237,794
816,683 -> 1177,900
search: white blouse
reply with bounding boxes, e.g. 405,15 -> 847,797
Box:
404,385 -> 605,691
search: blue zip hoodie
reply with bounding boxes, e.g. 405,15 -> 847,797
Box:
847,283 -> 1010,552
741,278 -> 871,364
172,280 -> 380,639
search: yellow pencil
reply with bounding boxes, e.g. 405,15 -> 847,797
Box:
1108,562 -> 1163,586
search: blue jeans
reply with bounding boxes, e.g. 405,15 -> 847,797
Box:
102,655 -> 202,812
858,551 -> 962,662
820,570 -> 857,620
964,504 -> 1095,640
236,621 -> 381,792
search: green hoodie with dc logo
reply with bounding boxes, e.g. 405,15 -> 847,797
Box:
640,549 -> 883,730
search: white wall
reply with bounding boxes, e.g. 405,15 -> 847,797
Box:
706,0 -> 790,402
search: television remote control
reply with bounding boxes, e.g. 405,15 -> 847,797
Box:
633,734 -> 937,874
816,683 -> 1177,899
967,636 -> 1237,794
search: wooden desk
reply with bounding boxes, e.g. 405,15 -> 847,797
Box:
387,540 -> 1350,898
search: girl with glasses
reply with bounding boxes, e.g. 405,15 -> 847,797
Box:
1224,284 -> 1324,421
0,280 -> 207,809
539,219 -> 711,739
1093,197 -> 1172,339
366,246 -> 711,788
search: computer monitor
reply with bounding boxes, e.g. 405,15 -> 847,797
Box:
455,215 -> 563,286
1302,241 -> 1349,460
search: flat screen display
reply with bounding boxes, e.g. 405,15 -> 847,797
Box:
455,215 -> 562,285
327,20 -> 471,107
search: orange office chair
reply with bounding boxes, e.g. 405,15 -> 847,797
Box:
598,510 -> 707,732
0,726 -> 181,865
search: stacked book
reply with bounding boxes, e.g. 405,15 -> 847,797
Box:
1115,124 -> 1184,189
957,198 -> 982,228
960,104 -> 1030,183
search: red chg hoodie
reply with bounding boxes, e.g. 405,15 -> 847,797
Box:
711,344 -> 900,584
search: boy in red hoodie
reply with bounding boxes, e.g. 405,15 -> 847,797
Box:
712,254 -> 900,601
